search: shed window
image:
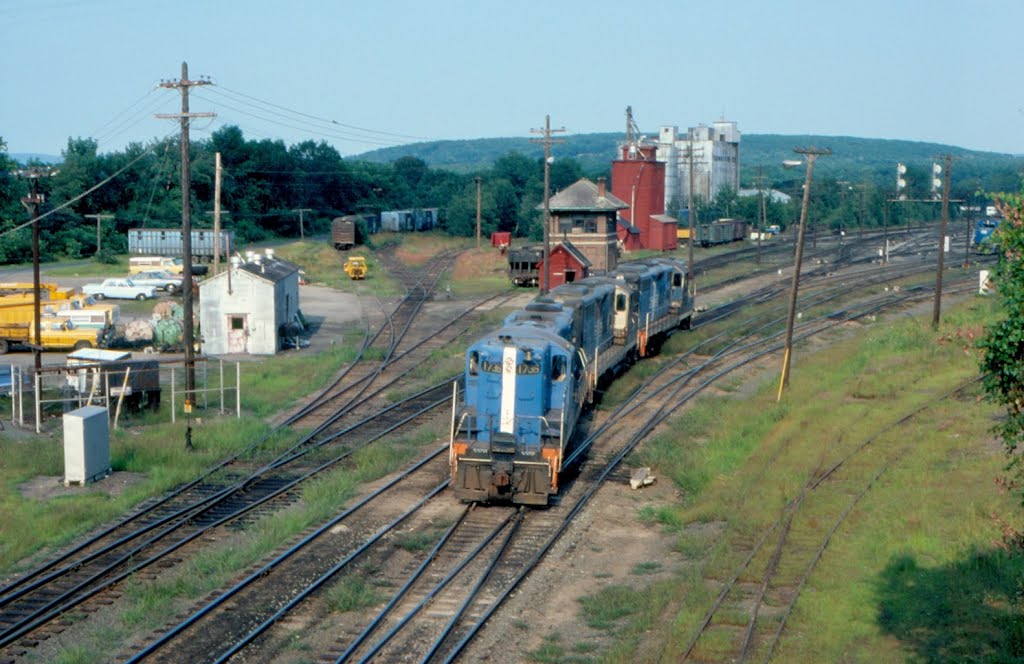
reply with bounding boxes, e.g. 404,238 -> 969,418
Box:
230,316 -> 245,330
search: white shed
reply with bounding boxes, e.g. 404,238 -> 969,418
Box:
198,249 -> 302,355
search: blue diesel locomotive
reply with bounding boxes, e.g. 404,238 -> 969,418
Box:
974,217 -> 1001,254
449,257 -> 693,506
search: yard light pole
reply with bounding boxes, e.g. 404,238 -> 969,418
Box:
778,147 -> 831,401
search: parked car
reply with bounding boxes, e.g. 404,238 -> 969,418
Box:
82,278 -> 157,301
130,271 -> 187,294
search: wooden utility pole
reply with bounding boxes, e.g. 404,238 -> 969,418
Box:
293,207 -> 312,241
932,155 -> 954,330
530,115 -> 565,295
84,213 -> 113,256
16,168 -> 54,377
475,176 -> 482,250
778,146 -> 831,400
158,62 -> 213,406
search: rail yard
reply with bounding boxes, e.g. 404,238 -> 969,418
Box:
0,227 -> 1013,663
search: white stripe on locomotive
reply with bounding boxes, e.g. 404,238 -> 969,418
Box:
499,346 -> 516,434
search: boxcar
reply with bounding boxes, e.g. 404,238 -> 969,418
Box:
331,217 -> 357,250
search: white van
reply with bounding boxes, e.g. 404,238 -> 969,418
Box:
129,256 -> 183,275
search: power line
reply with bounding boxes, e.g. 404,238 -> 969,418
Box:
194,92 -> 403,148
0,137 -> 170,238
213,84 -> 430,141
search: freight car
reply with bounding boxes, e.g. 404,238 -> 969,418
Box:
379,208 -> 439,233
449,257 -> 693,506
127,228 -> 234,263
331,216 -> 357,250
697,218 -> 749,247
508,245 -> 543,287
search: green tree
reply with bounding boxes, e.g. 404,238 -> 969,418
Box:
979,192 -> 1024,521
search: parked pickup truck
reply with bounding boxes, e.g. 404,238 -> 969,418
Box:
0,319 -> 103,354
82,279 -> 157,301
129,271 -> 188,294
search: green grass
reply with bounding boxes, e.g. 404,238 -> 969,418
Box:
0,330 -> 368,574
0,416 -> 284,573
569,295 -> 1024,662
325,575 -> 385,613
110,424 -> 443,639
42,258 -> 129,278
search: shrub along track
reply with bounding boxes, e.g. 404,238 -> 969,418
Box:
118,239 -> 981,663
0,251 -> 515,662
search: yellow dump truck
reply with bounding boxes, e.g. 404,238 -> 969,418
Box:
344,256 -> 368,280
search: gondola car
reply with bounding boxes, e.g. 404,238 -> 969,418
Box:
449,257 -> 693,505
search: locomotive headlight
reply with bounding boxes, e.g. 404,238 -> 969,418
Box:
523,348 -> 533,362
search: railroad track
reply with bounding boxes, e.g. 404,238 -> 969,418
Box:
2,233 -> 984,662
0,250 -> 521,661
117,243 -> 981,663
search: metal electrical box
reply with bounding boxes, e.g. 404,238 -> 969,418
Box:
63,405 -> 111,486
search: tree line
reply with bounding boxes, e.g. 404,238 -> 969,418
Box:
0,126 -> 1020,265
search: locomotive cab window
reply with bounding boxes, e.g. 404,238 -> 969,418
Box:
469,351 -> 479,376
615,293 -> 627,311
551,355 -> 566,382
673,273 -> 682,287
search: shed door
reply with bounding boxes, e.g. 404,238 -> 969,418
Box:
227,315 -> 248,353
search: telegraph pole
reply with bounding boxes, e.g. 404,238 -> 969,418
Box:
16,168 -> 54,377
778,146 -> 831,400
158,62 -> 213,410
475,176 -> 482,250
293,207 -> 312,241
84,213 -> 113,256
530,115 -> 565,295
932,155 -> 954,330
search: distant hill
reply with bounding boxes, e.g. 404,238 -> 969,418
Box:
10,153 -> 62,166
356,133 -> 1022,186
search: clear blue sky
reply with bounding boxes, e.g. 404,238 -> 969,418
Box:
2,0 -> 1022,158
